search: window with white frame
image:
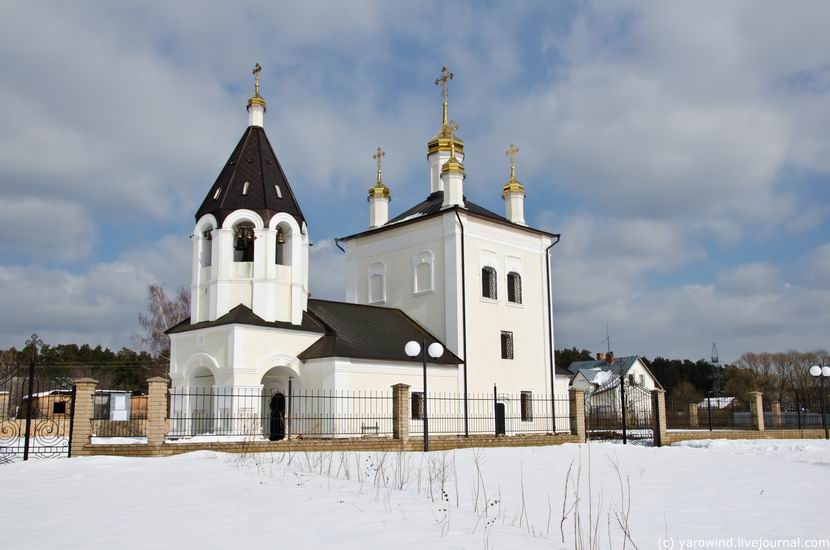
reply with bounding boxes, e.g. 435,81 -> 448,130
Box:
482,266 -> 497,300
507,271 -> 522,304
500,331 -> 514,359
412,250 -> 434,294
368,262 -> 386,304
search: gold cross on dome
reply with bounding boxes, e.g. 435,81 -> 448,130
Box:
435,66 -> 454,127
373,146 -> 385,183
506,144 -> 519,181
252,63 -> 262,96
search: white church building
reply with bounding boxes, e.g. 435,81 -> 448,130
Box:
165,65 -> 570,438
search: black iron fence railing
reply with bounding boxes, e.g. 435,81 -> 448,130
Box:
585,384 -> 653,441
165,387 -> 572,440
666,396 -> 753,431
763,393 -> 828,430
408,392 -> 572,437
168,387 -> 395,440
91,389 -> 148,438
0,366 -> 74,462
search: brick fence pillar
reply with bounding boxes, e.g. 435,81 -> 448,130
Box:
688,403 -> 699,429
392,383 -> 410,443
748,391 -> 765,431
70,378 -> 98,457
146,377 -> 170,447
651,389 -> 668,447
771,400 -> 782,428
568,388 -> 585,442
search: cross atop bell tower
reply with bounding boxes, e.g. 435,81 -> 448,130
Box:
247,62 -> 266,127
435,66 -> 454,129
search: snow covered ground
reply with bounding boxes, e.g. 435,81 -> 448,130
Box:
0,440 -> 828,549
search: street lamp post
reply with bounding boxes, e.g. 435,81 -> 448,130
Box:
809,364 -> 830,440
405,338 -> 444,452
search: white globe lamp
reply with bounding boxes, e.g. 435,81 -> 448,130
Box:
405,340 -> 421,358
823,366 -> 830,378
810,365 -> 822,377
428,342 -> 444,359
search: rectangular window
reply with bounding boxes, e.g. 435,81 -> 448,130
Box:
411,392 -> 424,420
521,391 -> 533,422
53,401 -> 66,415
500,331 -> 514,359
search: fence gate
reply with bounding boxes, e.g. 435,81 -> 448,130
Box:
585,383 -> 653,444
1,367 -> 75,463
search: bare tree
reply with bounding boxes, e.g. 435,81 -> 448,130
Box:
132,285 -> 190,362
0,349 -> 21,386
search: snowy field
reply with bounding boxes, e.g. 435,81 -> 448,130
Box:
1,440 -> 828,549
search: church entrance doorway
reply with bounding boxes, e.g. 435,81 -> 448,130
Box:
495,402 -> 506,435
269,393 -> 286,441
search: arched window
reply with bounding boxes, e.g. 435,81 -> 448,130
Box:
507,272 -> 522,304
233,222 -> 255,262
368,262 -> 386,304
412,250 -> 434,294
481,266 -> 497,300
200,228 -> 213,268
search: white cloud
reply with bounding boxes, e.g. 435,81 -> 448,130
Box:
0,235 -> 190,349
0,198 -> 97,260
308,239 -> 346,301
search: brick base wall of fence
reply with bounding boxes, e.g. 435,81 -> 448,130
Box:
81,433 -> 581,457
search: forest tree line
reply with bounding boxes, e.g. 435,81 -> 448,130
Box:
556,347 -> 829,402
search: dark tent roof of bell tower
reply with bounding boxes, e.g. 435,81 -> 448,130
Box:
196,126 -> 306,228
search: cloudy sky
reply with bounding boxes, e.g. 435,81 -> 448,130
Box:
1,1 -> 829,362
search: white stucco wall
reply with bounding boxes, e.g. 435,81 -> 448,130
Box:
343,210 -> 560,401
344,216 -> 449,343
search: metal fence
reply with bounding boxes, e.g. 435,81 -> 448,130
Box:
585,384 -> 653,442
166,386 -> 571,441
763,392 -> 828,430
168,387 -> 395,440
92,390 -> 148,438
409,391 -> 572,437
666,396 -> 753,430
0,366 -> 74,462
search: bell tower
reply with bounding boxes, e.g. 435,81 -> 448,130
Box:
191,65 -> 309,325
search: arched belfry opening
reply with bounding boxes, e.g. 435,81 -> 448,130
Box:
200,226 -> 213,268
275,223 -> 293,267
233,221 -> 256,263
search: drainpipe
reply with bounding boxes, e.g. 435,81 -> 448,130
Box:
334,237 -> 345,254
453,208 -> 469,437
546,234 -> 562,428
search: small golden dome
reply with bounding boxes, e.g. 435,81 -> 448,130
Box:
247,63 -> 266,110
368,146 -> 391,200
502,143 -> 525,197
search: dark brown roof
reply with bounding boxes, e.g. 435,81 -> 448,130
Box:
339,191 -> 557,241
301,299 -> 461,364
165,304 -> 326,335
195,126 -> 306,228
388,191 -> 507,225
165,300 -> 461,366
